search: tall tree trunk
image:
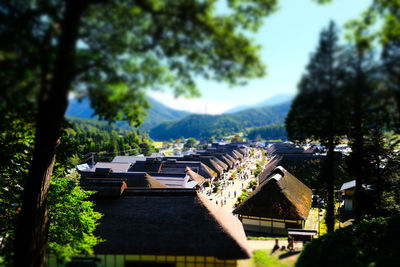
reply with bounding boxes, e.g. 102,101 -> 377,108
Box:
353,52 -> 364,223
14,1 -> 87,266
326,135 -> 335,233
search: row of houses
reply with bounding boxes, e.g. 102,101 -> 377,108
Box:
63,143 -> 252,266
78,143 -> 249,191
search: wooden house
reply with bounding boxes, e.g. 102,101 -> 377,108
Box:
49,189 -> 251,267
233,166 -> 312,236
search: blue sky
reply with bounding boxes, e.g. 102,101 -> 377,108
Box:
149,0 -> 372,114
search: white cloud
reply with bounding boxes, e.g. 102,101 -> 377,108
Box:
148,92 -> 235,115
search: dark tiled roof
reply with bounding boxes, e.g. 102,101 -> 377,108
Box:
160,160 -> 214,179
233,166 -> 312,220
112,156 -> 146,163
147,173 -> 190,188
93,190 -> 251,259
129,159 -> 162,173
92,162 -> 132,173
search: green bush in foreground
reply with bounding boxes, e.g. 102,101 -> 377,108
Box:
296,216 -> 400,267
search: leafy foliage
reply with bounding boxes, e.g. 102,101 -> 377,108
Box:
183,137 -> 197,149
47,177 -> 103,262
0,119 -> 103,264
296,216 -> 400,267
66,117 -> 158,161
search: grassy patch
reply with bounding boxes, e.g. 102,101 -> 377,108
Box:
251,250 -> 297,267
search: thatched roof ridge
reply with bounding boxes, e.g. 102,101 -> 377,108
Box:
258,155 -> 282,184
224,153 -> 237,164
212,156 -> 228,170
233,166 -> 312,220
86,180 -> 127,197
186,167 -> 207,185
219,154 -> 234,168
126,173 -> 169,188
93,190 -> 251,259
201,156 -> 228,171
205,158 -> 224,176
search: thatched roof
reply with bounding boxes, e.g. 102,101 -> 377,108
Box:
199,156 -> 227,173
85,179 -> 127,197
224,153 -> 238,164
83,173 -> 168,189
185,167 -> 207,186
258,155 -> 281,184
160,157 -> 216,179
233,166 -> 312,221
266,143 -> 305,156
93,189 -> 251,259
81,171 -> 193,189
211,156 -> 228,171
203,158 -> 224,176
124,173 -> 168,188
258,154 -> 326,185
218,154 -> 234,168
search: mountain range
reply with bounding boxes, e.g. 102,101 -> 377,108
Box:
66,97 -> 190,131
66,95 -> 292,140
149,101 -> 291,140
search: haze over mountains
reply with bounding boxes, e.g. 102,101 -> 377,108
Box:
66,95 -> 293,140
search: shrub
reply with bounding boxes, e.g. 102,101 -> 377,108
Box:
296,216 -> 400,267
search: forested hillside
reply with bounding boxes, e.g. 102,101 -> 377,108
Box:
66,117 -> 157,162
150,102 -> 291,140
247,124 -> 287,140
66,97 -> 190,131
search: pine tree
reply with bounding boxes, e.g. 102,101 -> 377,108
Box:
286,21 -> 347,232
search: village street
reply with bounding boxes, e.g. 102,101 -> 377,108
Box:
200,148 -> 320,234
200,149 -> 263,212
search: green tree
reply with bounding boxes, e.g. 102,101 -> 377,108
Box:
231,134 -> 242,143
285,22 -> 347,232
0,121 -> 102,265
47,176 -> 102,263
0,1 -> 278,264
209,136 -> 216,143
184,137 -> 197,149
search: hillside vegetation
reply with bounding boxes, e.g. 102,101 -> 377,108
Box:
150,101 -> 291,140
66,117 -> 157,162
247,124 -> 288,140
66,97 -> 190,132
